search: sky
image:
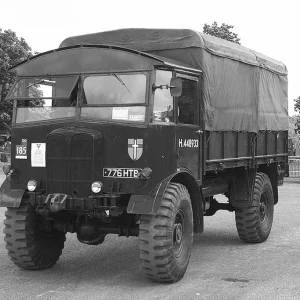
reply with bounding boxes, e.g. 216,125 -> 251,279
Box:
1,0 -> 299,115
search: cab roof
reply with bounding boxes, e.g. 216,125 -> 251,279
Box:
10,44 -> 202,76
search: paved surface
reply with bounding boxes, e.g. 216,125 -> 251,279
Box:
0,166 -> 300,299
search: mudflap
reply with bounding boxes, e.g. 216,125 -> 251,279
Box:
0,177 -> 24,207
230,168 -> 256,208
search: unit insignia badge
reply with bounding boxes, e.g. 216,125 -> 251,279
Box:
128,139 -> 143,161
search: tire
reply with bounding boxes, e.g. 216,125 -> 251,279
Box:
3,197 -> 66,270
139,182 -> 193,283
235,172 -> 274,243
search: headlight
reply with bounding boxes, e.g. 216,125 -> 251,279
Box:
27,180 -> 38,191
91,181 -> 103,193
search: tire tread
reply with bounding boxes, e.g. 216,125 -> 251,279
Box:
235,172 -> 274,243
139,182 -> 193,283
3,198 -> 66,270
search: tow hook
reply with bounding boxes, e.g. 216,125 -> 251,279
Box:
45,193 -> 68,212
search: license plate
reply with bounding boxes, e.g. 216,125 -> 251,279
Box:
16,145 -> 27,159
15,139 -> 28,159
103,168 -> 141,178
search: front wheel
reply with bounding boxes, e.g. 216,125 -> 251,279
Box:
3,197 -> 66,270
235,172 -> 274,243
139,183 -> 193,283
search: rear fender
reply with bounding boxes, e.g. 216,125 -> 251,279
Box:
0,177 -> 24,207
127,170 -> 203,233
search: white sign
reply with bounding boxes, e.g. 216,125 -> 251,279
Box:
178,139 -> 199,148
129,115 -> 144,121
31,143 -> 46,167
112,107 -> 129,120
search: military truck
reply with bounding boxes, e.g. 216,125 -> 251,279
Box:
0,29 -> 288,283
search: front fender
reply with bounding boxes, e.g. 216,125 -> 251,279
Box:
127,173 -> 175,215
127,170 -> 203,233
127,170 -> 201,215
0,177 -> 24,207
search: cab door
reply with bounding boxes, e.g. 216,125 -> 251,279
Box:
175,74 -> 202,182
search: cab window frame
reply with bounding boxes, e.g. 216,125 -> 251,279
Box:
11,75 -> 79,125
78,71 -> 150,124
151,68 -> 175,124
174,72 -> 200,126
6,75 -> 79,101
81,71 -> 149,107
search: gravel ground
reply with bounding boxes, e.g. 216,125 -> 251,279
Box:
0,164 -> 300,299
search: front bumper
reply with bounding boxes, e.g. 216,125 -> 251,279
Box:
31,192 -> 126,213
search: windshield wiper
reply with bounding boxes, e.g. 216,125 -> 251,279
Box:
113,74 -> 130,92
26,79 -> 55,89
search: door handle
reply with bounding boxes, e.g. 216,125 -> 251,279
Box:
195,130 -> 203,134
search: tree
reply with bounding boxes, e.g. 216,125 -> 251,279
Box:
203,21 -> 241,44
0,29 -> 34,132
292,96 -> 300,134
294,96 -> 300,114
289,116 -> 300,155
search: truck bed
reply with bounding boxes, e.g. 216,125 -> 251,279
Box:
204,130 -> 287,173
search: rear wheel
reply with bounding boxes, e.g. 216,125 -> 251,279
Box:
139,183 -> 193,283
3,197 -> 66,270
235,172 -> 274,243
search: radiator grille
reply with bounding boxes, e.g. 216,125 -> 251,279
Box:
47,130 -> 100,196
47,134 -> 68,194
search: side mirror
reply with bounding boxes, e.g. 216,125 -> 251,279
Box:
170,78 -> 182,97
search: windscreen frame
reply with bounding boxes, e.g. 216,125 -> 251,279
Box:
5,75 -> 79,101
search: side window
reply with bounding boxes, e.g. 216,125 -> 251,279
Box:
152,70 -> 173,123
177,78 -> 198,125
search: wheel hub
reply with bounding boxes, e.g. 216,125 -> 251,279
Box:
173,210 -> 185,257
175,223 -> 183,244
260,193 -> 268,223
260,202 -> 266,216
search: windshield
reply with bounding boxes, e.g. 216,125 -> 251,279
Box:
14,76 -> 78,124
12,73 -> 147,124
83,74 -> 146,105
7,76 -> 78,100
81,73 -> 147,123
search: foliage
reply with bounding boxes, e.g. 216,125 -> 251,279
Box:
292,96 -> 300,138
0,29 -> 34,132
289,116 -> 300,155
294,96 -> 300,114
203,21 -> 241,44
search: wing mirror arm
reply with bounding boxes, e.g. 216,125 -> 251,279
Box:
152,84 -> 172,92
152,78 -> 182,97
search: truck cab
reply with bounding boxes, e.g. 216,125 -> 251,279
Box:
5,45 -> 203,201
